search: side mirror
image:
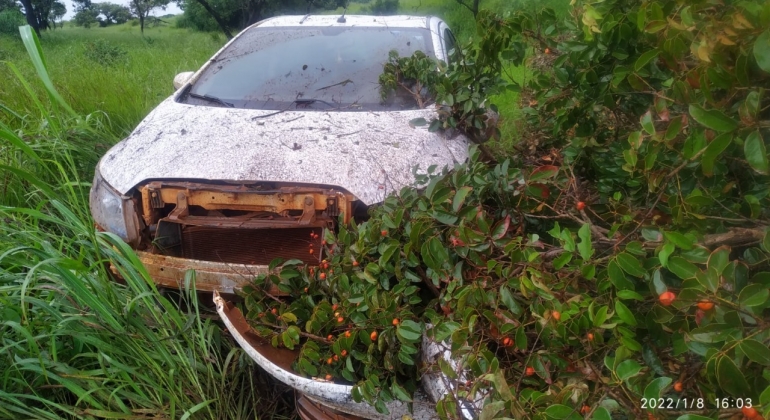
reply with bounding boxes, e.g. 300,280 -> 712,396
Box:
173,71 -> 195,90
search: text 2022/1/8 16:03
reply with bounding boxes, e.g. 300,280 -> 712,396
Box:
641,398 -> 754,410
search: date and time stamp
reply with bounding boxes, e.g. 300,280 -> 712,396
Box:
641,397 -> 755,410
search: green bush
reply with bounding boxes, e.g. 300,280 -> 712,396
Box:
83,38 -> 128,66
0,8 -> 23,37
243,0 -> 770,418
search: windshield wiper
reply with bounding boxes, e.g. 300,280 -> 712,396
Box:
189,93 -> 234,108
292,98 -> 336,109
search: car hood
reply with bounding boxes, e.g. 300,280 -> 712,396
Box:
98,98 -> 469,205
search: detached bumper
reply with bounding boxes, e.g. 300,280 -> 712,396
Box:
137,251 -> 268,294
213,292 -> 439,420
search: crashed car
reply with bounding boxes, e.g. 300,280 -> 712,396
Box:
91,14 -> 468,295
90,14 -> 470,419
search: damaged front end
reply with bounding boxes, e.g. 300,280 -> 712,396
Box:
94,176 -> 360,294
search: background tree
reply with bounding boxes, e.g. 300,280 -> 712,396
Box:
98,2 -> 131,25
48,1 -> 65,28
73,7 -> 98,27
130,0 -> 169,33
177,0 -> 346,40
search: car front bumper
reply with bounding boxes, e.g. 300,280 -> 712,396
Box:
137,251 -> 268,294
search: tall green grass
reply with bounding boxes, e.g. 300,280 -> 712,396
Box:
0,22 -> 224,136
1,26 -> 291,419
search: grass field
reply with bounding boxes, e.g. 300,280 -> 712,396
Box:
1,21 -> 225,135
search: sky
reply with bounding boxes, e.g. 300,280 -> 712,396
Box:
62,0 -> 183,20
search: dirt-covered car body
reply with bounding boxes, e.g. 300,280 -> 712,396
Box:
90,14 -> 468,294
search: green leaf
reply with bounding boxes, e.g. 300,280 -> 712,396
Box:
530,165 -> 559,181
544,404 -> 581,420
616,359 -> 643,381
640,111 -> 655,136
500,286 -> 522,315
593,305 -> 609,328
614,301 -> 637,326
617,290 -> 645,301
608,260 -> 634,291
390,381 -> 412,402
431,321 -> 460,342
668,257 -> 698,279
659,242 -> 675,268
578,224 -> 593,260
635,49 -> 660,72
701,133 -> 732,176
452,186 -> 473,212
739,284 -> 769,307
739,339 -> 770,366
689,105 -> 738,132
664,116 -> 683,141
396,320 -> 422,343
664,231 -> 694,250
616,252 -> 646,277
643,377 -> 672,401
744,131 -> 768,174
716,356 -> 752,396
591,407 -> 611,420
753,30 -> 770,73
479,401 -> 505,420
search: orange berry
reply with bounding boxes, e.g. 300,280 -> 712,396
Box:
587,332 -> 594,341
544,48 -> 551,54
304,287 -> 308,293
337,316 -> 344,323
392,318 -> 399,326
502,337 -> 513,347
333,354 -> 338,361
525,367 -> 535,376
659,291 -> 676,306
332,304 -> 338,311
341,350 -> 347,356
344,330 -> 351,338
309,248 -> 314,254
322,240 -> 327,246
576,201 -> 586,210
580,405 -> 590,414
352,260 -> 359,267
742,407 -> 758,419
370,331 -> 378,341
673,381 -> 683,392
325,374 -> 332,381
697,300 -> 714,311
271,308 -> 277,315
381,230 -> 387,236
552,310 -> 561,321
258,312 -> 265,318
327,335 -> 333,341
327,358 -> 333,365
319,273 -> 326,280
310,232 -> 315,238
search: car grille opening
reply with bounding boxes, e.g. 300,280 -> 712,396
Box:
179,226 -> 323,266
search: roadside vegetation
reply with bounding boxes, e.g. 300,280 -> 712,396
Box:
1,0 -> 769,420
244,1 -> 770,419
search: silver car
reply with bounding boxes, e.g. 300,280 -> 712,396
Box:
90,14 -> 467,294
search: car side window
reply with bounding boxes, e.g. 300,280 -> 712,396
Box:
444,28 -> 457,62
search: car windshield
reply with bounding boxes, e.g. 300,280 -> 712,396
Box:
182,25 -> 434,111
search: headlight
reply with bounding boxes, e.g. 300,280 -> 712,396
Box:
90,168 -> 141,245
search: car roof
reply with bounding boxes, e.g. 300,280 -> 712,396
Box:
256,14 -> 432,29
